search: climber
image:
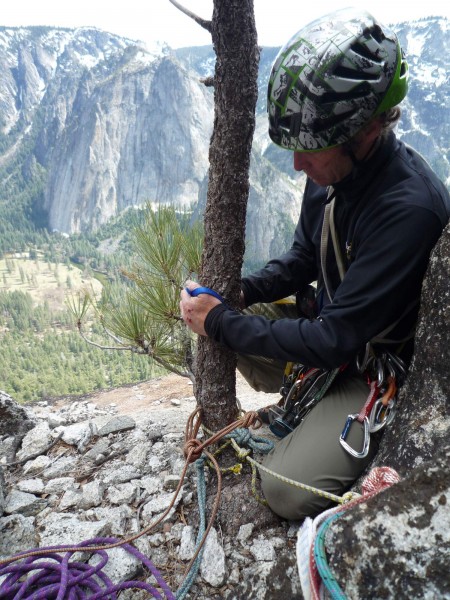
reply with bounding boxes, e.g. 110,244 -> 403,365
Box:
180,7 -> 450,519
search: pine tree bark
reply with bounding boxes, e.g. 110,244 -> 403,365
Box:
196,0 -> 259,431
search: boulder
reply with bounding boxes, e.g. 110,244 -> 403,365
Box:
0,391 -> 34,437
325,446 -> 450,599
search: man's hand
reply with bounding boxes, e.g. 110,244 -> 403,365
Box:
180,280 -> 222,336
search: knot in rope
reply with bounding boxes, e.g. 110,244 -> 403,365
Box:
240,410 -> 262,429
183,438 -> 203,463
229,427 -> 252,447
227,428 -> 274,455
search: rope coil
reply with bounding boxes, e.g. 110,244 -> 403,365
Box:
296,466 -> 401,600
0,537 -> 175,600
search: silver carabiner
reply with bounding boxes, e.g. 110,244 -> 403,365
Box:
385,350 -> 407,383
369,397 -> 396,433
356,343 -> 371,373
340,414 -> 370,459
376,358 -> 385,388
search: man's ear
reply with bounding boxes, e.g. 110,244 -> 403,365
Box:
358,117 -> 383,145
351,117 -> 383,160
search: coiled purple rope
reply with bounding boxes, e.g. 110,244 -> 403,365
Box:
0,537 -> 175,599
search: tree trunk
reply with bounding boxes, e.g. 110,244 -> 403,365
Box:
196,0 -> 259,431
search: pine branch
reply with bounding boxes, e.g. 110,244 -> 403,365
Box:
72,206 -> 200,385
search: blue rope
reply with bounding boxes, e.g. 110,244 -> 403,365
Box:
225,427 -> 274,454
176,427 -> 273,599
175,458 -> 207,600
314,511 -> 347,600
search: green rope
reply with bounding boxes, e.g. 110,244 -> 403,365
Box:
314,511 -> 347,599
176,428 -> 274,597
176,458 -> 207,600
225,427 -> 274,454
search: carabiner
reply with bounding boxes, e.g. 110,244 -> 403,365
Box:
356,343 -> 371,373
340,414 -> 370,459
369,397 -> 396,433
376,358 -> 385,388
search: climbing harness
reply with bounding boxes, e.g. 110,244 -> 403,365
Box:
267,344 -> 404,456
321,194 -> 410,458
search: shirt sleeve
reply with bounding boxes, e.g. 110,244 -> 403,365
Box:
205,204 -> 443,369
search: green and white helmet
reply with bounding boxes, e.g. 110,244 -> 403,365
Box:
268,8 -> 408,151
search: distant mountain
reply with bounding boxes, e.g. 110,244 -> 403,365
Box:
394,18 -> 450,183
0,18 -> 448,265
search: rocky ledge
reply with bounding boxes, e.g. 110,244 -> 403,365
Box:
0,387 -> 302,599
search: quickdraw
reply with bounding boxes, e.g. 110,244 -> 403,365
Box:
339,348 -> 405,459
266,364 -> 345,438
266,347 -> 405,459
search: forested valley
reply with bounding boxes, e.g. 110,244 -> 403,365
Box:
0,209 -> 161,403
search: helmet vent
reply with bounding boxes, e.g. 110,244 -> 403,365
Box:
299,80 -> 372,105
310,109 -> 356,134
400,60 -> 407,77
333,65 -> 380,82
350,41 -> 382,63
367,24 -> 385,44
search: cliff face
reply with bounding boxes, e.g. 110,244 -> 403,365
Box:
0,26 -> 302,263
0,28 -> 216,233
41,51 -> 214,233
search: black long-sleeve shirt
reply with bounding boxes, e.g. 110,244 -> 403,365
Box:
205,132 -> 450,369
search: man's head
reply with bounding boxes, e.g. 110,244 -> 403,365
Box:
267,7 -> 408,154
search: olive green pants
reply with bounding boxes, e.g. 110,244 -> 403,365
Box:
237,301 -> 378,519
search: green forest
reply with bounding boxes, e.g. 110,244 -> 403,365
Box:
0,208 -> 167,404
0,170 -> 269,405
0,288 -> 159,404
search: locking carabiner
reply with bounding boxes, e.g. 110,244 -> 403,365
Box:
339,413 -> 370,459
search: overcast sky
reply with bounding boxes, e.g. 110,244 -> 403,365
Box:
2,1 -> 449,49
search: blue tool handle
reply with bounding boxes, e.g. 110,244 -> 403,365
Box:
185,286 -> 226,303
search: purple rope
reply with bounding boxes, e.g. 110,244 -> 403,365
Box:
0,537 -> 175,600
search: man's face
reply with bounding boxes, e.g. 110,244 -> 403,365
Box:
293,145 -> 353,186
